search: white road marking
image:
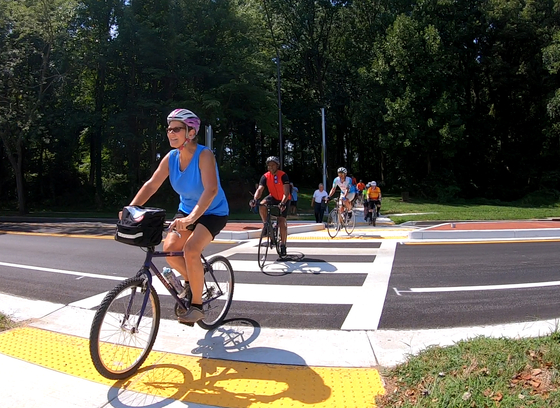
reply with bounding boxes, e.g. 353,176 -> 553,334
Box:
228,260 -> 374,274
0,261 -> 124,281
232,283 -> 355,304
341,241 -> 397,331
396,280 -> 560,294
2,241 -> 391,328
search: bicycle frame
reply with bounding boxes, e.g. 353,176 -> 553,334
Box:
132,248 -> 217,330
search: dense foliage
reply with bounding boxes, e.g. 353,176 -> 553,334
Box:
1,0 -> 559,214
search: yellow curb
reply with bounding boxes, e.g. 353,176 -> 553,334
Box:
0,327 -> 385,407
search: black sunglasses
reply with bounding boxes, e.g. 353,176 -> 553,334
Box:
166,126 -> 186,134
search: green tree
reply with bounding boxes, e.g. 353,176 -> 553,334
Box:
0,0 -> 76,214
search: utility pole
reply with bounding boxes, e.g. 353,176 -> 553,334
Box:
276,55 -> 283,169
321,108 -> 327,188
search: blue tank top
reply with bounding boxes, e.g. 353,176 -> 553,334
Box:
168,144 -> 229,216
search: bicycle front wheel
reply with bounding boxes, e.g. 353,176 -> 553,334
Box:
89,276 -> 160,380
198,256 -> 235,330
273,224 -> 281,256
326,208 -> 340,238
257,227 -> 270,269
344,209 -> 356,235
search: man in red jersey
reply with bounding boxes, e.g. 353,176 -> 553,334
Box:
250,156 -> 291,257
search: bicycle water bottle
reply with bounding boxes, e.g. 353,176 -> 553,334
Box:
162,267 -> 184,294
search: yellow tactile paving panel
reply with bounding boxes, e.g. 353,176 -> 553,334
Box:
0,327 -> 384,407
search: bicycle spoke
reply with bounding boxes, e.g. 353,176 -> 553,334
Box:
89,277 -> 160,380
198,256 -> 235,330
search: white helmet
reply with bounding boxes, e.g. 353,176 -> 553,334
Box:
337,167 -> 347,174
167,109 -> 200,135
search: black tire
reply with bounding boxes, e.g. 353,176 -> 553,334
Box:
197,256 -> 235,330
89,276 -> 160,380
273,223 -> 281,256
326,208 -> 340,238
257,226 -> 270,269
344,208 -> 356,235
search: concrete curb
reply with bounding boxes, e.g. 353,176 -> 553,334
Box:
216,223 -> 326,240
410,228 -> 560,240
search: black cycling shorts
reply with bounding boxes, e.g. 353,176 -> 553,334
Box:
174,212 -> 228,238
263,195 -> 290,218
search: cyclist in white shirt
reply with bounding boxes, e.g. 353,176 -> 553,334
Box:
328,167 -> 357,217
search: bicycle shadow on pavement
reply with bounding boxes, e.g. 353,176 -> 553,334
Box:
107,318 -> 331,408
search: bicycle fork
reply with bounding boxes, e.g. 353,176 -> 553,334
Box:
126,267 -> 153,333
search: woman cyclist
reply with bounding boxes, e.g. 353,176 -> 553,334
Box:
125,108 -> 229,324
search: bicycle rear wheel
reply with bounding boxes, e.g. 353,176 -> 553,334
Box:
326,208 -> 340,238
198,256 -> 235,330
344,209 -> 356,235
257,226 -> 270,269
89,276 -> 160,380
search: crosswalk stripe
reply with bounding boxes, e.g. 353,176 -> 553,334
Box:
233,246 -> 380,256
228,260 -> 374,274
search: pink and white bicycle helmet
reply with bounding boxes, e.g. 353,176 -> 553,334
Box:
167,109 -> 201,135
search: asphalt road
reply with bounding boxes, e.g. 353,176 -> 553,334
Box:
380,241 -> 560,329
1,232 -> 559,330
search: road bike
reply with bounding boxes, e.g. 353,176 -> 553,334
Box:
326,196 -> 356,238
89,224 -> 235,380
257,203 -> 284,269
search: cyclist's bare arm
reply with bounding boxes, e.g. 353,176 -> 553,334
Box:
130,153 -> 171,206
252,185 -> 265,205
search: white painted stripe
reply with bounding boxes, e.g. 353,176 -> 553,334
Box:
341,241 -> 397,331
71,282 -> 357,308
68,279 -> 172,309
407,280 -> 560,293
229,260 -> 373,274
234,246 -> 380,256
228,283 -> 355,304
68,292 -> 109,308
0,261 -> 125,281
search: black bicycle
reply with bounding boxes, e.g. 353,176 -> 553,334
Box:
257,204 -> 284,269
89,226 -> 234,380
366,199 -> 381,226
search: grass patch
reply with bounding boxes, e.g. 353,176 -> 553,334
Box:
3,191 -> 560,223
0,312 -> 15,332
377,195 -> 560,224
377,333 -> 560,407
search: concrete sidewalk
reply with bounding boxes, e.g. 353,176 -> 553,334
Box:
2,292 -> 560,408
408,219 -> 560,241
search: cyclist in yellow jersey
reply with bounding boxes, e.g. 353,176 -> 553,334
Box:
366,181 -> 382,223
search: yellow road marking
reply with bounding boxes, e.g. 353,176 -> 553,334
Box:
0,327 -> 385,407
0,230 -> 114,239
0,230 -> 237,244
